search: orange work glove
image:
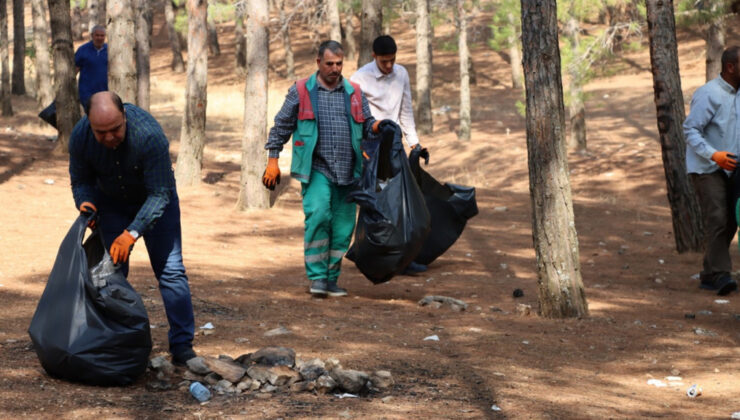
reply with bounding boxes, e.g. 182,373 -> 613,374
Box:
711,151 -> 737,171
79,201 -> 97,228
262,157 -> 281,191
110,230 -> 137,264
372,120 -> 381,133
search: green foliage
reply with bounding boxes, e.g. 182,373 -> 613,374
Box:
676,0 -> 732,27
488,0 -> 520,51
209,1 -> 235,23
440,37 -> 459,52
557,0 -> 602,23
340,0 -> 362,15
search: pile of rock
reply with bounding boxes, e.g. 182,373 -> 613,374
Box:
148,346 -> 394,398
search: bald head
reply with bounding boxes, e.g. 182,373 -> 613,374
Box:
88,92 -> 126,149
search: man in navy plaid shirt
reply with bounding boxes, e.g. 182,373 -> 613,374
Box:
69,91 -> 197,365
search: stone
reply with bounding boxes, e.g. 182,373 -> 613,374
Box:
369,370 -> 394,390
315,374 -> 337,394
255,392 -> 272,399
418,295 -> 468,310
234,353 -> 253,366
264,326 -> 291,337
150,356 -> 175,375
250,347 -> 296,367
204,357 -> 247,383
214,379 -> 235,393
261,384 -> 278,393
330,368 -> 369,393
182,370 -> 203,381
298,358 -> 326,381
516,304 -> 532,316
218,354 -> 235,362
145,380 -> 172,391
249,379 -> 262,391
290,381 -> 316,392
324,357 -> 342,372
204,372 -> 221,385
186,357 -> 211,375
381,396 -> 393,404
245,365 -> 298,386
236,379 -> 253,392
247,365 -> 277,384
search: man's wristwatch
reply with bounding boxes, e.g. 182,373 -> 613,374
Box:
129,230 -> 140,240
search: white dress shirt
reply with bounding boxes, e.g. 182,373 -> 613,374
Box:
351,61 -> 420,147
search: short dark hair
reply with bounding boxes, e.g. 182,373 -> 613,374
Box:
372,35 -> 397,55
317,40 -> 344,59
721,46 -> 740,70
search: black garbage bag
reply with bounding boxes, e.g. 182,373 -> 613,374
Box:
38,101 -> 57,129
408,147 -> 478,265
28,213 -> 152,386
346,121 -> 431,284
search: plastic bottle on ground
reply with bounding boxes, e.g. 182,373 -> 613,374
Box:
189,381 -> 212,402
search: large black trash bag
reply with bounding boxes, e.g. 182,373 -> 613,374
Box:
28,213 -> 152,386
346,121 -> 431,284
38,101 -> 57,129
408,147 -> 478,265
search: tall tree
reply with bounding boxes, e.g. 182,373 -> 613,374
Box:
456,0 -> 471,141
0,0 -> 12,115
72,0 -> 83,40
164,0 -> 185,72
235,3 -> 246,76
48,0 -> 81,151
646,0 -> 704,252
276,0 -> 295,80
343,3 -> 358,62
11,0 -> 25,95
237,0 -> 270,209
108,0 -> 137,103
520,0 -> 588,318
488,0 -> 523,89
563,15 -> 586,151
175,0 -> 208,187
135,0 -> 152,110
88,0 -> 100,33
415,0 -> 433,134
327,0 -> 342,41
207,5 -> 220,56
31,0 -> 53,110
358,0 -> 382,67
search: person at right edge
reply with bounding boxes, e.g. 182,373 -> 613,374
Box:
683,46 -> 740,295
262,40 -> 387,298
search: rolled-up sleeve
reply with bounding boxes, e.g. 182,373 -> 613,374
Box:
361,93 -> 377,139
399,70 -> 419,147
683,88 -> 718,160
265,85 -> 299,158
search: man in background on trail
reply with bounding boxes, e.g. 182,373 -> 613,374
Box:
68,91 -> 198,365
75,25 -> 108,114
351,35 -> 429,275
263,40 -> 385,297
683,46 -> 740,296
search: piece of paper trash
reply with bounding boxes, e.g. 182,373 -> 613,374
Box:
647,379 -> 667,387
423,335 -> 440,341
730,411 -> 740,419
334,393 -> 358,399
714,299 -> 729,304
665,376 -> 682,381
199,322 -> 214,329
491,405 -> 502,411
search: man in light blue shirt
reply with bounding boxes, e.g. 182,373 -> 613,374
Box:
683,46 -> 740,295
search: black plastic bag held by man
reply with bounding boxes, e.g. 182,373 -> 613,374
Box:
408,146 -> 478,265
28,211 -> 152,386
346,121 -> 431,284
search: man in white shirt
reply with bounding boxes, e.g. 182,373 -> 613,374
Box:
351,35 -> 429,274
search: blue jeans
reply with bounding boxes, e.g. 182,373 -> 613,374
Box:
97,193 -> 195,353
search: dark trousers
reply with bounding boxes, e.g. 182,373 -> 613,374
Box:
691,171 -> 737,281
97,193 -> 195,353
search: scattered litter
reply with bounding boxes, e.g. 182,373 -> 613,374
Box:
643,231 -> 654,236
264,326 -> 291,337
423,335 -> 440,341
441,272 -> 454,276
334,393 -> 358,399
513,288 -> 524,298
522,340 -> 530,345
465,253 -> 472,257
714,299 -> 729,304
697,310 -> 712,315
468,327 -> 482,332
418,295 -> 468,310
199,322 -> 214,330
491,404 -> 502,411
686,384 -> 702,398
731,412 -> 740,419
494,206 -> 508,212
647,379 -> 667,387
658,259 -> 664,264
500,263 -> 508,269
43,179 -> 55,185
693,327 -> 717,336
684,313 -> 696,319
665,376 -> 682,381
690,273 -> 700,280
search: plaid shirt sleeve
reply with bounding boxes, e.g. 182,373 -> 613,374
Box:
361,92 -> 378,139
265,84 -> 299,159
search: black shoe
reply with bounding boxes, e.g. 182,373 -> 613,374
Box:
172,347 -> 197,366
325,282 -> 347,297
310,279 -> 328,296
716,276 -> 738,296
403,261 -> 428,275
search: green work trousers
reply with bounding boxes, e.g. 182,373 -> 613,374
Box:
302,170 -> 357,283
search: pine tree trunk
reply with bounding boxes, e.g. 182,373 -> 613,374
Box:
108,0 -> 137,104
565,17 -> 586,151
507,12 -> 522,89
31,0 -> 53,110
72,0 -> 83,40
343,11 -> 357,63
207,7 -> 220,57
135,0 -> 152,110
358,0 -> 382,67
705,17 -> 724,81
520,0 -> 588,318
88,0 -> 99,33
175,0 -> 208,187
164,0 -> 185,72
277,0 -> 294,80
238,0 -> 270,209
414,0 -> 433,135
48,0 -> 81,152
0,0 -> 12,115
327,0 -> 341,41
11,0 -> 25,95
456,0 -> 470,141
235,5 -> 246,76
646,0 -> 704,253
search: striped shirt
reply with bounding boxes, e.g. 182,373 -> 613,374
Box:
69,104 -> 177,234
265,75 -> 376,185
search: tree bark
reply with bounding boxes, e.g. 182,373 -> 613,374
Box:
565,17 -> 586,152
164,0 -> 185,72
32,0 -> 53,110
414,0 -> 433,134
456,0 -> 470,141
277,0 -> 294,80
11,0 -> 25,95
520,0 -> 588,318
646,0 -> 704,253
48,0 -> 81,151
207,6 -> 220,56
135,0 -> 152,110
327,0 -> 341,41
235,4 -> 246,76
358,0 -> 382,67
705,17 -> 724,81
238,0 -> 270,209
72,0 -> 83,40
0,0 -> 12,115
108,0 -> 137,104
175,0 -> 208,188
343,10 -> 357,63
88,0 -> 99,33
507,11 -> 522,89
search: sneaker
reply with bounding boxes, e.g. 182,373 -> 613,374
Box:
172,347 -> 197,366
716,276 -> 738,296
402,261 -> 428,275
325,282 -> 348,297
309,279 -> 328,296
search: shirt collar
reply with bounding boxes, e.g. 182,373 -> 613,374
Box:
372,62 -> 394,79
315,72 -> 345,92
716,75 -> 737,94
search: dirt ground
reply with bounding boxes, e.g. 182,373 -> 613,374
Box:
1,6 -> 740,420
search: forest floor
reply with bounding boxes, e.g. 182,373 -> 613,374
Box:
1,5 -> 739,420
